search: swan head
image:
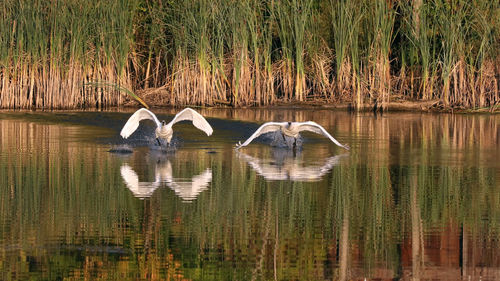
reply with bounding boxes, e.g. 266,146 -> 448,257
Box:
287,122 -> 292,128
161,120 -> 166,127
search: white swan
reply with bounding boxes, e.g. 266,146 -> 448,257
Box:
120,108 -> 213,146
120,161 -> 212,201
235,121 -> 349,150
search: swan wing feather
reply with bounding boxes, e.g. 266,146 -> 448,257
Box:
120,108 -> 161,139
167,108 -> 213,136
236,122 -> 287,149
297,121 -> 350,150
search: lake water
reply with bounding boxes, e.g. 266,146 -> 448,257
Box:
0,109 -> 499,280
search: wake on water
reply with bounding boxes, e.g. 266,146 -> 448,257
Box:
109,134 -> 181,154
268,131 -> 303,150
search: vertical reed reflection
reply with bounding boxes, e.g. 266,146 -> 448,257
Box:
0,112 -> 498,280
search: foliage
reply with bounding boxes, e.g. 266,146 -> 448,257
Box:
0,0 -> 498,109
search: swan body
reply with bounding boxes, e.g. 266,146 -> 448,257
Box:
120,108 -> 213,146
235,121 -> 349,150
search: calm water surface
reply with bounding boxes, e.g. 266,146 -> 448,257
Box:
0,109 -> 499,280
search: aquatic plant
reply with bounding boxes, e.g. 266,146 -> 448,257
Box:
0,0 -> 137,109
0,0 -> 498,109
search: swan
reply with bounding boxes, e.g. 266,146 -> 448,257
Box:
120,161 -> 212,201
235,121 -> 349,150
120,108 -> 213,146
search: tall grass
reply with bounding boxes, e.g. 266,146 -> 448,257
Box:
0,0 -> 498,109
368,0 -> 396,110
401,0 -> 436,100
0,0 -> 137,109
329,0 -> 363,107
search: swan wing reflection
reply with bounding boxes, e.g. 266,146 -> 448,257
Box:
168,169 -> 213,202
120,160 -> 212,201
287,156 -> 344,181
237,151 -> 346,182
120,164 -> 160,199
239,153 -> 289,180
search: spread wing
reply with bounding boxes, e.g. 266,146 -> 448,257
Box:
167,108 -> 213,136
296,121 -> 350,150
120,108 -> 161,139
235,122 -> 287,149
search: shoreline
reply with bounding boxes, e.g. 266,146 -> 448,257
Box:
121,96 -> 499,114
1,93 -> 498,114
1,100 -> 497,114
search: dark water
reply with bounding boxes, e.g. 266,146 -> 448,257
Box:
0,109 -> 499,280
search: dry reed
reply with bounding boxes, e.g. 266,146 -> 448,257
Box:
0,0 -> 498,110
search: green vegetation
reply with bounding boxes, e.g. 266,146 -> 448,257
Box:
0,0 -> 498,109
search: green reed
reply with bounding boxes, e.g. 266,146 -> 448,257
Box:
0,0 -> 498,109
401,0 -> 436,100
0,0 -> 137,109
329,0 -> 363,106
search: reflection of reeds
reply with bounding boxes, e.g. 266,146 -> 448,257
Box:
0,113 -> 498,279
1,0 -> 498,109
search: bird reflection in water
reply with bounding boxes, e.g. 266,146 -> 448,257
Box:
236,149 -> 348,182
120,157 -> 212,201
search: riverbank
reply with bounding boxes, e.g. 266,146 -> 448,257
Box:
122,88 -> 499,114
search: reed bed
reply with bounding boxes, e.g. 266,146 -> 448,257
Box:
0,0 -> 498,109
0,0 -> 137,109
